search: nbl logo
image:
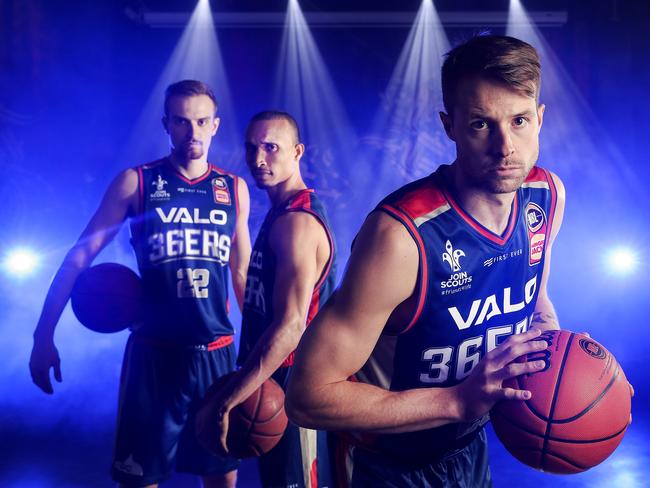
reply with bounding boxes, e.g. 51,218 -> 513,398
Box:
526,203 -> 545,233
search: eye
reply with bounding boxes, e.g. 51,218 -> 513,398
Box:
470,120 -> 488,130
513,117 -> 528,127
265,143 -> 278,152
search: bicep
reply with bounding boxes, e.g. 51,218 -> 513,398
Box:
71,169 -> 137,262
230,177 -> 251,268
268,213 -> 323,324
293,211 -> 419,384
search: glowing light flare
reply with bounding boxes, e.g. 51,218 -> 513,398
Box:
4,248 -> 40,277
363,0 -> 451,195
605,247 -> 639,275
122,0 -> 239,169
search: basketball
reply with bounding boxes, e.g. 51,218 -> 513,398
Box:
204,372 -> 288,458
491,329 -> 631,474
70,262 -> 143,333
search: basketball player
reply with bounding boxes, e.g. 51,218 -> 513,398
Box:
195,111 -> 336,488
29,80 -> 251,488
286,36 -> 565,486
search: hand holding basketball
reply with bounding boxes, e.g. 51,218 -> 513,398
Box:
197,372 -> 288,458
454,328 -> 548,422
491,330 -> 632,473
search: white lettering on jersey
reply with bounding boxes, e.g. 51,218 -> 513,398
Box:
420,315 -> 532,384
155,207 -> 228,225
148,229 -> 231,264
447,275 -> 537,330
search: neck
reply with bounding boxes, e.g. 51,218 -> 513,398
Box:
168,154 -> 208,179
267,174 -> 307,207
447,164 -> 515,235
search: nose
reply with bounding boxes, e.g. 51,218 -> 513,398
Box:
490,124 -> 515,159
254,148 -> 267,167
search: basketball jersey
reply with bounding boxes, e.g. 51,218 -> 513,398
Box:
238,189 -> 337,369
130,159 -> 240,345
353,164 -> 558,463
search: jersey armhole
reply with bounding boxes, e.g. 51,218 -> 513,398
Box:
542,168 -> 558,252
284,207 -> 335,292
377,204 -> 427,335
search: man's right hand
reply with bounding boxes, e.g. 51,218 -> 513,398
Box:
29,336 -> 62,394
453,328 -> 548,423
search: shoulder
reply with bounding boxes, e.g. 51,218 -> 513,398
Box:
379,173 -> 449,224
270,211 -> 325,246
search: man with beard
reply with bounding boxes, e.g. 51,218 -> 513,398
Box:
30,80 -> 251,488
286,36 -> 565,487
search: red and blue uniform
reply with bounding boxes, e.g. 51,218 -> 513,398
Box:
239,188 -> 337,488
344,164 -> 557,486
112,159 -> 241,486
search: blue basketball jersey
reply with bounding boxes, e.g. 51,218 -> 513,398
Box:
130,159 -> 240,344
238,189 -> 337,369
352,164 -> 558,463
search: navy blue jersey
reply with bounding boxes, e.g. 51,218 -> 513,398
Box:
238,189 -> 336,368
130,159 -> 240,344
352,164 -> 558,463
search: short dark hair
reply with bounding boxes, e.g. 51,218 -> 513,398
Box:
441,35 -> 541,115
164,80 -> 218,116
246,110 -> 302,144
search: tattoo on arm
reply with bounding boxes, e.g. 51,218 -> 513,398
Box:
531,312 -> 559,330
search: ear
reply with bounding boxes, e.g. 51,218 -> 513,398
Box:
162,116 -> 169,134
536,104 -> 545,133
212,117 -> 220,136
294,143 -> 305,161
439,111 -> 455,141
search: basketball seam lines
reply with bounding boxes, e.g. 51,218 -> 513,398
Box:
552,365 -> 620,424
491,407 -> 628,443
541,331 -> 574,472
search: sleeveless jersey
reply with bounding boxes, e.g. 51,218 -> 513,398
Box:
353,164 -> 558,464
130,159 -> 240,345
238,189 -> 337,368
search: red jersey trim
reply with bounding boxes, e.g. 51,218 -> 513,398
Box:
378,204 -> 427,335
169,161 -> 213,186
543,169 -> 558,252
438,178 -> 519,246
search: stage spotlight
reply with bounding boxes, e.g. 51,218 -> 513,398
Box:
605,247 -> 638,275
4,248 -> 39,277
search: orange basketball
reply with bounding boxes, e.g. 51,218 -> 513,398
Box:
491,329 -> 631,474
71,263 -> 143,333
203,372 -> 288,458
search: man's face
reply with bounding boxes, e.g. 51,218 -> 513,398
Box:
163,94 -> 219,162
441,77 -> 544,194
245,119 -> 303,189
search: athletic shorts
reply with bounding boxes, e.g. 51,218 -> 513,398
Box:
255,366 -> 334,488
349,429 -> 491,488
111,333 -> 240,486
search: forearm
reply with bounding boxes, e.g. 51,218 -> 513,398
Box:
287,379 -> 463,434
34,248 -> 92,340
226,318 -> 304,408
531,295 -> 560,331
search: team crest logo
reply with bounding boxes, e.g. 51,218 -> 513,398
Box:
442,240 -> 464,272
212,177 -> 231,205
440,240 -> 472,294
150,174 -> 170,200
579,338 -> 607,359
526,203 -> 547,266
